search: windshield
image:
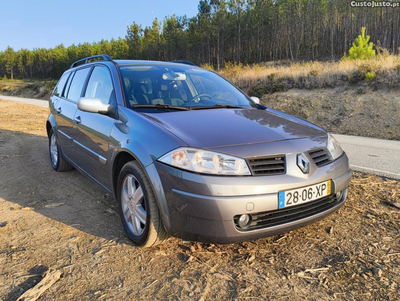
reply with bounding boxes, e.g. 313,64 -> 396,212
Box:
119,65 -> 256,110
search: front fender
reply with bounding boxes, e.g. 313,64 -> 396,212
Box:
110,106 -> 187,167
108,106 -> 188,230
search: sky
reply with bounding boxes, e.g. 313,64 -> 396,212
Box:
0,0 -> 200,52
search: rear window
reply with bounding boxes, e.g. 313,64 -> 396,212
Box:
66,68 -> 91,102
53,72 -> 70,97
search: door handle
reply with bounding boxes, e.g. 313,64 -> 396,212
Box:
74,116 -> 82,124
56,107 -> 62,114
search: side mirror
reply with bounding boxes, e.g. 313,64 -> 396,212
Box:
78,97 -> 110,114
250,96 -> 260,104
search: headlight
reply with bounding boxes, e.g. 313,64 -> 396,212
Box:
158,147 -> 251,175
327,134 -> 343,160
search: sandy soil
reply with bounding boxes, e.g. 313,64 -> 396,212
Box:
0,99 -> 399,300
261,87 -> 400,141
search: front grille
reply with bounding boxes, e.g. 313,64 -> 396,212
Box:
247,155 -> 286,176
308,148 -> 332,167
234,193 -> 342,231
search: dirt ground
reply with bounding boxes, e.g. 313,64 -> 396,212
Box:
261,87 -> 400,141
0,99 -> 399,300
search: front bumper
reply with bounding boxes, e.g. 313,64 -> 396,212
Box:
148,152 -> 351,243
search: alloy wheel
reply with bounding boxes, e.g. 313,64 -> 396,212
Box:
121,174 -> 147,236
50,134 -> 58,166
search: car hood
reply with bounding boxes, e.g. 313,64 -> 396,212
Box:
141,108 -> 326,149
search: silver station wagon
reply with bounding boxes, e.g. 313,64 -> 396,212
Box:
47,55 -> 351,247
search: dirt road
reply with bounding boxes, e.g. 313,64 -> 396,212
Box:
0,99 -> 399,300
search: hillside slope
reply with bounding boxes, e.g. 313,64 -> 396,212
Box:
261,87 -> 400,140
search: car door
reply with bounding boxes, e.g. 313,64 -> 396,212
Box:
72,65 -> 116,188
55,67 -> 92,163
53,71 -> 76,161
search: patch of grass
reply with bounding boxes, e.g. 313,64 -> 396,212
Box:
365,72 -> 376,82
218,54 -> 400,93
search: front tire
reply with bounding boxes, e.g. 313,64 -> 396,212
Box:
117,161 -> 168,247
48,128 -> 73,172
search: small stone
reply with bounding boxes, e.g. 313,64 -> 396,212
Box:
45,203 -> 65,208
155,250 -> 167,256
177,253 -> 189,262
0,221 -> 7,228
27,201 -> 39,206
372,268 -> 382,277
106,208 -> 116,214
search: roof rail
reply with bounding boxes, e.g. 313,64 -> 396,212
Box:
172,60 -> 197,66
70,54 -> 113,69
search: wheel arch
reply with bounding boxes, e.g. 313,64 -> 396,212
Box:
111,149 -> 171,231
46,114 -> 57,137
112,150 -> 138,198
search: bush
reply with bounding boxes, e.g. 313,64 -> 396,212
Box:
201,63 -> 215,71
247,80 -> 286,97
348,70 -> 364,85
365,72 -> 376,82
348,27 -> 376,60
358,64 -> 374,74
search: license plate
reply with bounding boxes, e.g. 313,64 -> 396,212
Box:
278,180 -> 331,209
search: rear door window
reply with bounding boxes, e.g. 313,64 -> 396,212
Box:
66,68 -> 91,102
84,66 -> 114,104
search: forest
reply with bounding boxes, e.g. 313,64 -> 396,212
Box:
0,0 -> 399,80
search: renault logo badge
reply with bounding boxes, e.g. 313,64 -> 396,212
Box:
297,154 -> 310,174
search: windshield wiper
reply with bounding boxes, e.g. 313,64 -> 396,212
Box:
190,104 -> 245,110
131,104 -> 191,111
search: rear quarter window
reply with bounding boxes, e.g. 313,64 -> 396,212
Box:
53,73 -> 70,97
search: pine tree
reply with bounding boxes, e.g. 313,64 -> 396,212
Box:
348,27 -> 375,60
3,46 -> 16,80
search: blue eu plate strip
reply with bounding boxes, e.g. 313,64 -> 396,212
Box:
278,191 -> 285,209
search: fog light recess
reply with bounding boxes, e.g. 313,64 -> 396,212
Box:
237,214 -> 252,228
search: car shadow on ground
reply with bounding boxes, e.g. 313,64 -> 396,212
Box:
0,129 -> 131,245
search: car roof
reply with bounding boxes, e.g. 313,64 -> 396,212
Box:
113,60 -> 197,67
68,55 -> 199,72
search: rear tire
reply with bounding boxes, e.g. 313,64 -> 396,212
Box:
117,161 -> 168,247
48,128 -> 73,172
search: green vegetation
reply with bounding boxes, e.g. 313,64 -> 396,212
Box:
365,72 -> 376,82
348,27 -> 376,60
1,0 -> 400,81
